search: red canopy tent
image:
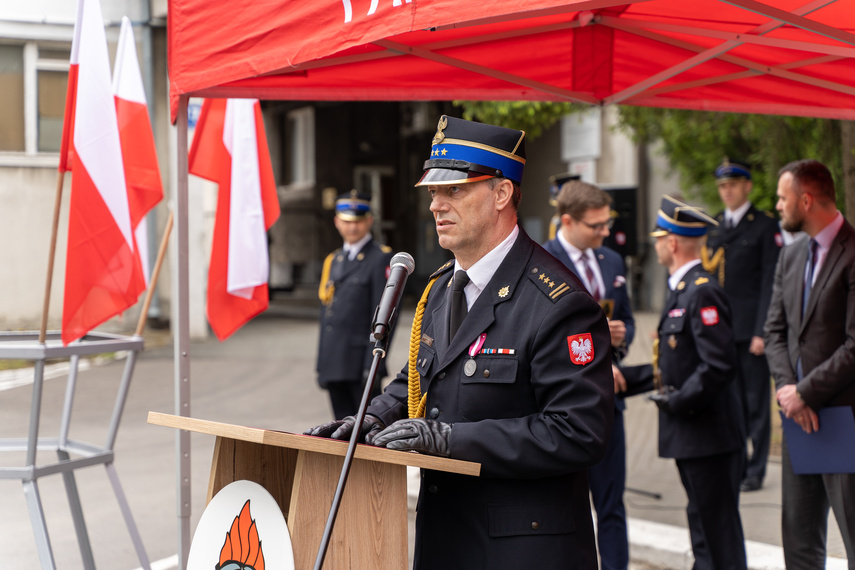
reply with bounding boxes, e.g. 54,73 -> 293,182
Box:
165,0 -> 855,565
169,0 -> 855,120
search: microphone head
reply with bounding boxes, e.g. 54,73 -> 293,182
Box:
390,252 -> 415,275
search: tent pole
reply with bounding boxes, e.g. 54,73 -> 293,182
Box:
173,95 -> 192,570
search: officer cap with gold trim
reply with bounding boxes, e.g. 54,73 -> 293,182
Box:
714,158 -> 751,181
548,172 -> 581,206
416,115 -> 527,187
651,195 -> 718,237
335,190 -> 372,221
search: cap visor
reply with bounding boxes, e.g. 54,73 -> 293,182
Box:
335,212 -> 370,221
650,228 -> 670,237
415,168 -> 493,187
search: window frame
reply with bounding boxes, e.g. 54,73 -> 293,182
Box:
0,39 -> 70,167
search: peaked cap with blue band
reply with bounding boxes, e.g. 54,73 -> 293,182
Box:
714,158 -> 751,181
548,172 -> 581,206
416,115 -> 526,187
651,195 -> 718,237
335,190 -> 372,221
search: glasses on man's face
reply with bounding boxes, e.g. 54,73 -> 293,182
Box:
575,217 -> 615,232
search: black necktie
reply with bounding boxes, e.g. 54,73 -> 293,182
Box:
449,270 -> 470,341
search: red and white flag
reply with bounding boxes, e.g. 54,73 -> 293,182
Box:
113,16 -> 163,285
188,99 -> 280,341
59,0 -> 144,345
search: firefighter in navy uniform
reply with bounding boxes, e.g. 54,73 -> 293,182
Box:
701,159 -> 782,492
306,116 -> 614,570
316,191 -> 393,419
650,195 -> 747,570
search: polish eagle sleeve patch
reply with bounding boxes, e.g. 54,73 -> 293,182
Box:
700,306 -> 719,326
567,333 -> 594,365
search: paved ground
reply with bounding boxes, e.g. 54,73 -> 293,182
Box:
0,300 -> 848,568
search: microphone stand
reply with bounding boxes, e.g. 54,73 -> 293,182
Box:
312,334 -> 389,570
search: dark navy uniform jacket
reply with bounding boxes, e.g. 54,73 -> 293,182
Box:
703,204 -> 781,342
316,239 -> 392,387
657,263 -> 744,459
543,239 -> 635,411
368,228 -> 614,570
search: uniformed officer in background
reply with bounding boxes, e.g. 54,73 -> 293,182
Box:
543,179 -> 634,570
702,159 -> 781,492
547,172 -> 581,240
650,195 -> 748,570
316,191 -> 393,419
307,115 -> 614,570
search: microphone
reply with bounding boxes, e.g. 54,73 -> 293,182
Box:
372,252 -> 415,341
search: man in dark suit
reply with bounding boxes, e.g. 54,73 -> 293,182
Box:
649,195 -> 748,570
702,159 -> 782,492
307,116 -> 614,570
316,191 -> 393,418
764,159 -> 855,568
543,180 -> 635,570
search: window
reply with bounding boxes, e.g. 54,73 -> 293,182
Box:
282,106 -> 315,190
0,42 -> 69,158
0,45 -> 25,151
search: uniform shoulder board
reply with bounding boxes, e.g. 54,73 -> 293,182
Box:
429,260 -> 455,280
528,266 -> 572,302
764,210 -> 776,219
380,244 -> 392,253
694,276 -> 710,286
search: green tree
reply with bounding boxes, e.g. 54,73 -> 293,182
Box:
456,101 -> 851,214
615,107 -> 844,212
454,101 -> 587,140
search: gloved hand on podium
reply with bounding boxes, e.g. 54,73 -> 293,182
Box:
369,418 -> 452,457
303,414 -> 386,442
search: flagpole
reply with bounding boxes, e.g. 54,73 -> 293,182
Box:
135,209 -> 174,337
39,171 -> 66,344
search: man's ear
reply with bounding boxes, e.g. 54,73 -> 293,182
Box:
560,213 -> 573,228
493,178 -> 514,211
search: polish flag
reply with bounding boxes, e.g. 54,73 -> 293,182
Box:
59,0 -> 144,345
113,16 -> 163,285
188,99 -> 280,341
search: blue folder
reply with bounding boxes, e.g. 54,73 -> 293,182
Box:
781,406 -> 855,474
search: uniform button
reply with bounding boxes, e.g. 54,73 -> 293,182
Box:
483,369 -> 490,378
531,521 -> 540,530
531,267 -> 538,273
438,372 -> 446,379
429,485 -> 438,494
429,407 -> 440,419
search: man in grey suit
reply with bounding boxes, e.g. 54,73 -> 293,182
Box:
764,159 -> 855,568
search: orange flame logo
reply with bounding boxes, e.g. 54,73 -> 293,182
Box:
216,500 -> 265,570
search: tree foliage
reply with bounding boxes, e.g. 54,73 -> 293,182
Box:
615,107 -> 844,212
456,100 -> 846,213
454,101 -> 589,140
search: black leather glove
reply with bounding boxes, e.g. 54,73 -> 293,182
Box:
303,414 -> 386,442
648,386 -> 677,414
369,418 -> 452,457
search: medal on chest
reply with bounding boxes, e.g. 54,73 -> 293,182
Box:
464,333 -> 487,377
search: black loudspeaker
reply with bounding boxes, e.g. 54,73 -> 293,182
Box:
602,186 -> 638,258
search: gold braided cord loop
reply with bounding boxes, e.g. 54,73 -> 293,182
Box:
318,252 -> 336,305
408,275 -> 439,418
701,246 -> 725,286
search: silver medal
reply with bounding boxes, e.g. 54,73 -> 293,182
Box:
464,359 -> 477,377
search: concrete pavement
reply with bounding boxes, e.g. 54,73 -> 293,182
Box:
0,298 -> 848,568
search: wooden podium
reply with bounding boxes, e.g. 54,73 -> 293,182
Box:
147,412 -> 480,569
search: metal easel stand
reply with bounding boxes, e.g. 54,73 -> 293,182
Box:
0,330 -> 151,570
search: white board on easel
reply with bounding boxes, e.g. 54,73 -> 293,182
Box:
187,480 -> 295,570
